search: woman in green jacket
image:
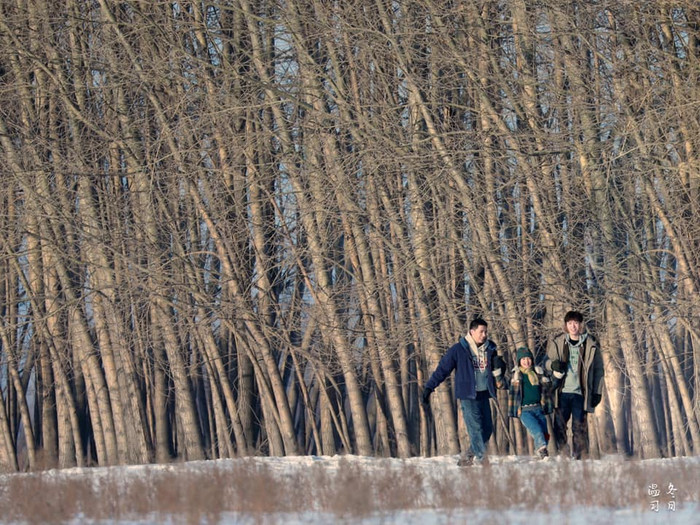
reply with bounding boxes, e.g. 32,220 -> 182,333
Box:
508,347 -> 554,459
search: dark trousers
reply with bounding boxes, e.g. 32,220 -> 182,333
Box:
553,392 -> 588,459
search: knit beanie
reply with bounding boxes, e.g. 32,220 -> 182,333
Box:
516,347 -> 534,364
516,346 -> 539,387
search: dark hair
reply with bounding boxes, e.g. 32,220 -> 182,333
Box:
564,311 -> 583,323
469,318 -> 488,331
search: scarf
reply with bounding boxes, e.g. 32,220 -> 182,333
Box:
518,366 -> 539,386
465,333 -> 488,372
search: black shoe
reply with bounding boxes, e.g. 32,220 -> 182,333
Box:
537,446 -> 548,459
457,455 -> 474,467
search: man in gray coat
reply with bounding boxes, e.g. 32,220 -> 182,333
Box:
546,310 -> 604,459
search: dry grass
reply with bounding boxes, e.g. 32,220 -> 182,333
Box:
0,455 -> 697,522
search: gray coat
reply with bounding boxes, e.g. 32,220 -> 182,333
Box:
545,332 -> 604,413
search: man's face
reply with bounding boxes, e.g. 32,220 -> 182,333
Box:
566,320 -> 582,338
470,324 -> 488,345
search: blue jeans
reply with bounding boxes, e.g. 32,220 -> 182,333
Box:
460,391 -> 493,459
554,392 -> 587,459
519,406 -> 548,449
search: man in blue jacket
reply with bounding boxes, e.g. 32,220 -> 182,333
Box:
422,318 -> 507,466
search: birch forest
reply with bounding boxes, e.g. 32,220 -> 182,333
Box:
0,0 -> 699,471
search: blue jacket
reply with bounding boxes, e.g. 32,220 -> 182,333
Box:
425,337 -> 501,400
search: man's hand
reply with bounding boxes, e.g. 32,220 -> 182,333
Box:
421,387 -> 434,406
551,360 -> 567,379
492,355 -> 506,378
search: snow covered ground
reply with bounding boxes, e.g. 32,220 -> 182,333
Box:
1,453 -> 697,524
